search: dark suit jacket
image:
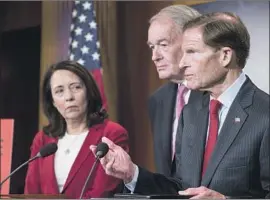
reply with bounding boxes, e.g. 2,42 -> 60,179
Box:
148,82 -> 204,176
24,120 -> 129,199
136,77 -> 270,198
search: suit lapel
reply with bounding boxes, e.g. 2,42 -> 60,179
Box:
160,83 -> 177,168
186,93 -> 209,186
188,90 -> 205,104
62,126 -> 102,192
201,78 -> 254,186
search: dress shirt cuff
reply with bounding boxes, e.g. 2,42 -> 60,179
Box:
124,164 -> 139,193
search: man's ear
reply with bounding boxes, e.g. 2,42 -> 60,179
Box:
220,47 -> 233,68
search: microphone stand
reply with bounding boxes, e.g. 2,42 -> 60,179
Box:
79,156 -> 100,199
0,155 -> 39,187
0,142 -> 57,189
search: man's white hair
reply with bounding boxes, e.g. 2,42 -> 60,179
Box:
150,5 -> 201,33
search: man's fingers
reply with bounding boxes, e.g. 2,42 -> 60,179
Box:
99,151 -> 115,173
179,188 -> 200,196
102,137 -> 117,149
105,156 -> 115,175
180,187 -> 224,199
106,156 -> 115,169
89,145 -> 97,154
189,191 -> 208,199
99,157 -> 107,166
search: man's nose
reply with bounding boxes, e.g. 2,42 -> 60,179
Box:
152,47 -> 162,62
179,54 -> 188,70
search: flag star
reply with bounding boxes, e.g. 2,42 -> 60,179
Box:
83,1 -> 91,10
69,54 -> 75,60
81,45 -> 89,54
72,10 -> 77,18
85,33 -> 93,41
75,1 -> 80,5
78,14 -> 87,23
96,41 -> 100,49
89,21 -> 97,29
75,27 -> 83,36
92,52 -> 100,61
72,40 -> 78,49
70,24 -> 74,31
77,58 -> 85,65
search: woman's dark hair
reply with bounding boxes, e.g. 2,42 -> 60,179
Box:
42,60 -> 108,138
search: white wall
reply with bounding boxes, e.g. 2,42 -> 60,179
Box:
193,1 -> 269,94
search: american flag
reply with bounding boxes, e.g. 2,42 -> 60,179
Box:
68,0 -> 107,110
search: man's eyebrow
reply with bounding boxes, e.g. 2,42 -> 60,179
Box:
147,39 -> 168,46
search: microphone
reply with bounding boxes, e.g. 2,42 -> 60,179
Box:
0,143 -> 58,187
37,142 -> 58,158
95,142 -> 109,159
79,142 -> 109,199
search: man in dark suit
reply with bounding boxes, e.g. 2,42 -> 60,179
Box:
147,5 -> 201,176
90,12 -> 270,199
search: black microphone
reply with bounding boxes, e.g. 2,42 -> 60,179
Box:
95,142 -> 109,159
79,142 -> 109,199
0,143 -> 58,187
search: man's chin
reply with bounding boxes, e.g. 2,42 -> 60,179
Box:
158,73 -> 171,80
186,82 -> 201,91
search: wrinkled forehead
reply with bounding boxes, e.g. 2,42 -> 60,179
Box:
147,17 -> 178,42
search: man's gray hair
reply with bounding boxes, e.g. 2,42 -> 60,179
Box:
150,5 -> 201,33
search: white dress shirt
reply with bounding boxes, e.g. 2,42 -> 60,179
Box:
54,131 -> 88,192
126,73 -> 246,192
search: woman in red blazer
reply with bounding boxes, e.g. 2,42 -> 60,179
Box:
24,60 -> 129,199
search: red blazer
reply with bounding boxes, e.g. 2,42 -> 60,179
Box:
24,120 -> 129,199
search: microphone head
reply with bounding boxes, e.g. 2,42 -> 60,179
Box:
95,142 -> 109,158
39,143 -> 58,158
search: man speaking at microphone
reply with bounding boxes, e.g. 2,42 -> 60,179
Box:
90,12 -> 269,199
24,61 -> 129,199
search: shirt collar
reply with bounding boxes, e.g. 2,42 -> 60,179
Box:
211,72 -> 246,108
178,80 -> 187,88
